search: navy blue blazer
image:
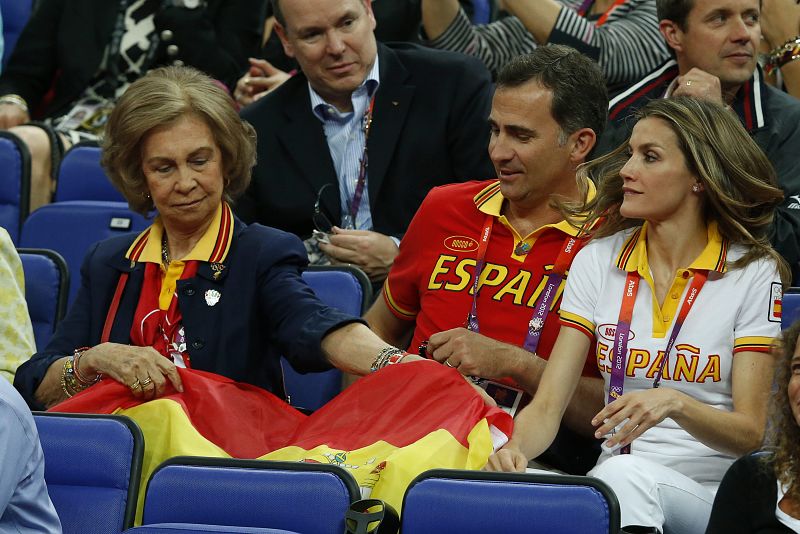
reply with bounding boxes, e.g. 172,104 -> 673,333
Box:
14,218 -> 360,409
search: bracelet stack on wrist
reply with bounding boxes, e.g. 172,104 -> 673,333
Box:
60,347 -> 101,398
765,35 -> 800,75
370,346 -> 408,373
0,94 -> 29,114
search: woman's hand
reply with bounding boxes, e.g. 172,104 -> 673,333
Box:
81,343 -> 183,400
591,387 -> 683,449
483,445 -> 528,472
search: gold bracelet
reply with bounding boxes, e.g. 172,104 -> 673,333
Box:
60,358 -> 75,398
0,94 -> 28,113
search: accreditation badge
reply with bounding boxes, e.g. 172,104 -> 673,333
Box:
479,380 -> 524,417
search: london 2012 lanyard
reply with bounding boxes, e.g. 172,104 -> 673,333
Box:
466,213 -> 584,354
576,0 -> 628,26
345,95 -> 377,227
608,269 -> 708,453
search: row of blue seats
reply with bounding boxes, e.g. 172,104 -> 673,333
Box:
35,412 -> 620,534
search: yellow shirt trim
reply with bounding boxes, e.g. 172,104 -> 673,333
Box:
472,180 -> 596,262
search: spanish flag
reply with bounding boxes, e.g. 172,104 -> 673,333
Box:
51,361 -> 513,522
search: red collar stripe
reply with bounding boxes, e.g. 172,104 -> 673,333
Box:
615,227 -> 641,270
609,69 -> 677,120
474,182 -> 501,209
209,203 -> 233,263
128,228 -> 151,262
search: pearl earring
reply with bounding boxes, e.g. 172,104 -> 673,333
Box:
692,184 -> 701,193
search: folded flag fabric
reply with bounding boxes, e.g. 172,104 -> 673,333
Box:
51,360 -> 513,520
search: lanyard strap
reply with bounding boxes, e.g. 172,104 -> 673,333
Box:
608,269 -> 708,452
576,0 -> 628,26
101,272 -> 130,343
347,95 -> 377,226
466,214 -> 583,353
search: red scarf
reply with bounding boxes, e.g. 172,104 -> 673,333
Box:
129,261 -> 199,366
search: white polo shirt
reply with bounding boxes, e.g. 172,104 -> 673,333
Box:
560,222 -> 781,488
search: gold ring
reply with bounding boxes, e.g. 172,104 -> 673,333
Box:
141,376 -> 153,387
444,360 -> 455,368
129,379 -> 141,391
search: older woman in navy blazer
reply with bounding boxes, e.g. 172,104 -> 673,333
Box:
14,66 -> 417,409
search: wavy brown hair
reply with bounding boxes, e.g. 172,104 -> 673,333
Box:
102,65 -> 257,216
559,97 -> 789,284
765,320 -> 800,500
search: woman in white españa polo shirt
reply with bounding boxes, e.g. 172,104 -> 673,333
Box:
485,97 -> 790,534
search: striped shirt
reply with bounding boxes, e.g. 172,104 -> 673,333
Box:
309,58 -> 380,231
424,0 -> 669,90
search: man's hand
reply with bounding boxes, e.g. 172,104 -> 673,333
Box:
0,104 -> 29,129
233,58 -> 291,108
484,446 -> 528,472
673,68 -> 724,104
426,327 -> 518,380
318,227 -> 399,281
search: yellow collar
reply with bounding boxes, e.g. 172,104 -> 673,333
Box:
126,202 -> 234,264
615,221 -> 728,274
472,180 -> 596,238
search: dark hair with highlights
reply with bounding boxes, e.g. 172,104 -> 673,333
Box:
102,65 -> 257,216
559,96 -> 789,284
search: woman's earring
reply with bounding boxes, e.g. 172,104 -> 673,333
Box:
692,183 -> 701,193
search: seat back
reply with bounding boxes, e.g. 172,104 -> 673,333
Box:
19,201 -> 150,305
281,266 -> 372,412
783,288 -> 800,330
0,0 -> 34,66
143,457 -> 359,534
54,143 -> 127,203
0,131 -> 30,243
34,412 -> 144,534
401,469 -> 620,534
18,248 -> 68,350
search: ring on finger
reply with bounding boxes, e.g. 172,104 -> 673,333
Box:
129,378 -> 141,391
444,360 -> 455,368
141,376 -> 153,387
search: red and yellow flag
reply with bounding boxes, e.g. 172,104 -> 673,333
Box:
51,361 -> 513,521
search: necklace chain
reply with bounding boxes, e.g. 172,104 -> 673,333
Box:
161,236 -> 170,266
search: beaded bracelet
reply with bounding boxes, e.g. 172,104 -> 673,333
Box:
765,35 -> 800,75
72,347 -> 101,386
60,358 -> 75,398
370,347 -> 405,373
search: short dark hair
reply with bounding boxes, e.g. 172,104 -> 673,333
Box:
656,0 -> 695,30
495,45 -> 608,140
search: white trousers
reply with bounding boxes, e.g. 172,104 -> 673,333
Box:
588,455 -> 715,534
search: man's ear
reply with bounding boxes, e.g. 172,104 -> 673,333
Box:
660,19 -> 683,54
569,128 -> 597,164
274,21 -> 295,58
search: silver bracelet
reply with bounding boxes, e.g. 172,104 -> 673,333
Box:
370,347 -> 404,373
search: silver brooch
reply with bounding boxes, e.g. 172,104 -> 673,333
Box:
205,289 -> 221,307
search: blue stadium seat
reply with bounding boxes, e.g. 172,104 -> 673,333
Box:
141,457 -> 359,534
783,288 -> 800,330
54,143 -> 127,203
126,525 -> 300,533
471,0 -> 492,23
34,412 -> 144,534
0,0 -> 33,66
19,200 -> 151,305
282,265 -> 372,412
401,469 -> 620,534
18,247 -> 68,350
0,130 -> 30,243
